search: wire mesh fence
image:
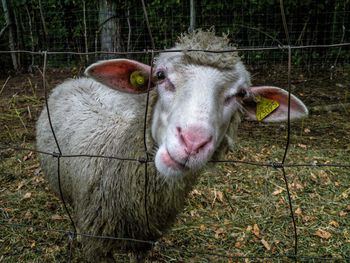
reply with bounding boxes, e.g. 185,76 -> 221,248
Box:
0,0 -> 349,73
1,0 -> 350,262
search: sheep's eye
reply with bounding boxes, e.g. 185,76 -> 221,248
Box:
156,70 -> 166,81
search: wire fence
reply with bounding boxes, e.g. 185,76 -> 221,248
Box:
1,0 -> 349,73
1,1 -> 350,262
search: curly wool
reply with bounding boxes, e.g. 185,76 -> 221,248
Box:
174,29 -> 241,69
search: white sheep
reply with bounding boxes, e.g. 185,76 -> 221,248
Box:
36,30 -> 308,262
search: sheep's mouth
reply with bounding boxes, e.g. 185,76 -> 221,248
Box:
163,148 -> 188,171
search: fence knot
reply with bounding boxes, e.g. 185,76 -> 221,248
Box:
271,162 -> 283,169
67,231 -> 75,242
52,152 -> 62,158
138,157 -> 147,164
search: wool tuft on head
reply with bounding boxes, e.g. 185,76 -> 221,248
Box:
175,29 -> 241,69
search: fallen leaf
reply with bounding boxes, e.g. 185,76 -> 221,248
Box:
290,182 -> 304,190
295,207 -> 302,215
315,229 -> 332,240
297,143 -> 307,149
339,211 -> 347,217
329,220 -> 339,228
199,224 -> 206,231
27,164 -> 39,171
214,228 -> 225,239
216,191 -> 224,202
190,210 -> 198,217
23,151 -> 33,161
261,239 -> 271,251
235,241 -> 243,249
23,192 -> 32,199
191,189 -> 202,196
30,240 -> 36,248
51,214 -> 64,221
252,224 -> 260,238
341,191 -> 349,199
24,211 -> 33,220
212,189 -> 224,206
272,188 -> 283,196
2,208 -> 14,212
304,128 -> 311,133
16,180 -> 25,190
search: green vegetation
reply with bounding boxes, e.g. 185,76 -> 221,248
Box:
0,0 -> 349,73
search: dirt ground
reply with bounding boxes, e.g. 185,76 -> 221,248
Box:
0,65 -> 349,262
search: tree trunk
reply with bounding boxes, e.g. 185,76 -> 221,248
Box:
189,0 -> 196,33
83,0 -> 89,63
1,0 -> 18,70
38,0 -> 48,44
99,0 -> 117,59
25,4 -> 35,70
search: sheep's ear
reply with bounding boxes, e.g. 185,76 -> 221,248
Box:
85,59 -> 154,94
242,86 -> 308,122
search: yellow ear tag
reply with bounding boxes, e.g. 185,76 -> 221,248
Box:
255,95 -> 280,121
130,71 -> 145,88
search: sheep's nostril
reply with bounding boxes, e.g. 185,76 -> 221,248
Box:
177,127 -> 213,155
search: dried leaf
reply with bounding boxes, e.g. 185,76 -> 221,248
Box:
24,211 -> 33,220
191,189 -> 202,196
23,192 -> 32,199
30,240 -> 36,248
297,143 -> 307,149
295,207 -> 302,215
341,191 -> 349,199
199,224 -> 206,232
216,191 -> 224,202
190,210 -> 198,217
214,228 -> 225,239
272,188 -> 283,196
304,128 -> 311,133
2,208 -> 14,212
51,214 -> 64,221
16,180 -> 25,190
261,239 -> 271,251
329,220 -> 339,228
23,151 -> 33,161
27,164 -> 39,171
235,241 -> 243,249
339,211 -> 348,217
252,224 -> 260,238
315,229 -> 332,240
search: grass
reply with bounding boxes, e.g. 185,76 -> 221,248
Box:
0,68 -> 349,262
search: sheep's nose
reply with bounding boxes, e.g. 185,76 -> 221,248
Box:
176,126 -> 213,155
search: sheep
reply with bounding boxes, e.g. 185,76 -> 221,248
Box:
36,30 -> 308,262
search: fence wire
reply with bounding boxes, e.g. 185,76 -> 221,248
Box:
1,1 -> 350,262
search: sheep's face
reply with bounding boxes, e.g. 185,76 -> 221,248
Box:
152,54 -> 251,177
84,46 -> 308,179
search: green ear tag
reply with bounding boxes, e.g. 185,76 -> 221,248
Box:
130,71 -> 145,87
255,96 -> 280,121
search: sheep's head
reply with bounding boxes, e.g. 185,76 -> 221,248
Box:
85,30 -> 308,178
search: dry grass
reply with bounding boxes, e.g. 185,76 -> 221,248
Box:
0,67 -> 349,262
